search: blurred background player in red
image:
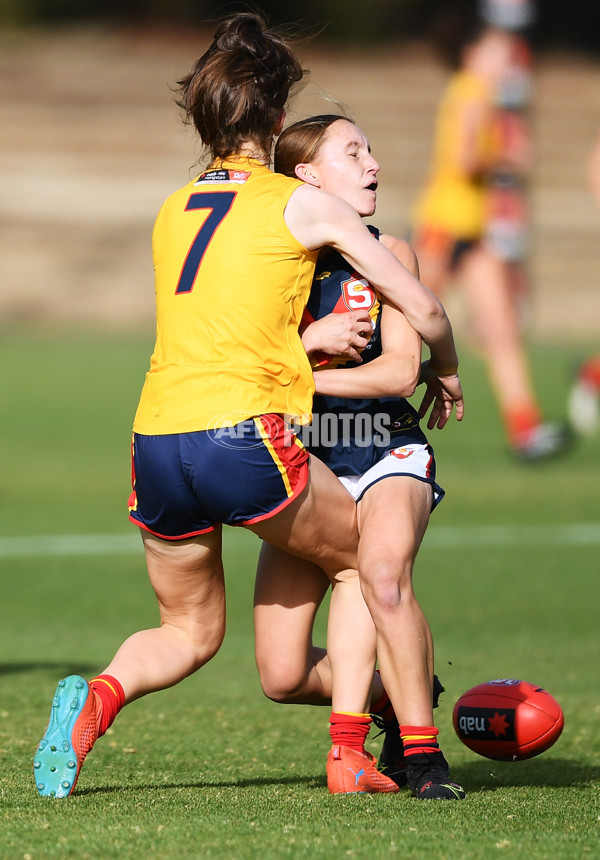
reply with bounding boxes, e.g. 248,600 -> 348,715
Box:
410,1 -> 571,460
567,124 -> 600,435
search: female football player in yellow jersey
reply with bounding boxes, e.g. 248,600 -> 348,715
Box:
254,115 -> 465,800
411,24 -> 569,460
33,13 -> 462,799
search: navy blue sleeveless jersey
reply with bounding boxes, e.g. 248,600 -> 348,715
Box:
298,227 -> 428,477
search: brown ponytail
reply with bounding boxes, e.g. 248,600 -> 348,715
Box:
177,13 -> 306,162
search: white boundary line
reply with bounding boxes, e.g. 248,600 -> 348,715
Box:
424,523 -> 600,548
0,534 -> 141,558
0,524 -> 599,558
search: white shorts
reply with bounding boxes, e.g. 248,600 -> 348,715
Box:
337,443 -> 444,510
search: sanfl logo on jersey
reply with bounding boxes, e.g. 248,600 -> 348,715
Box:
341,275 -> 376,311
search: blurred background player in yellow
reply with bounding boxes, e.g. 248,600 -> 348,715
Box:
410,3 -> 571,460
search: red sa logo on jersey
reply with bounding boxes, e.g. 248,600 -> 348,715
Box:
341,275 -> 376,311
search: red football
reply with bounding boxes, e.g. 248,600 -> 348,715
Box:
452,679 -> 564,761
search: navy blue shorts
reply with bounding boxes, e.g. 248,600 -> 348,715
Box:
128,414 -> 309,540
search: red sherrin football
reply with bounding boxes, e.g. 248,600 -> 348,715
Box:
452,679 -> 564,761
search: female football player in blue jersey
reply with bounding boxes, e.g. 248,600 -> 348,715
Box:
254,114 -> 465,799
33,14 -> 463,799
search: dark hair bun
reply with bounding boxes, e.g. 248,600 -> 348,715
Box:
176,12 -> 305,161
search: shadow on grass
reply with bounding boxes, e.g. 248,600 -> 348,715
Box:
73,759 -> 600,798
0,661 -> 97,677
63,758 -> 598,799
454,757 -> 597,790
34,760 -> 599,800
74,774 -> 326,798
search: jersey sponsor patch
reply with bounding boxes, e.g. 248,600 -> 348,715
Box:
390,412 -> 420,433
194,169 -> 251,186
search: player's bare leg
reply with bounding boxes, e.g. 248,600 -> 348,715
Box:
357,478 -> 433,725
251,455 -> 377,713
34,528 -> 227,797
254,544 -> 331,704
250,456 -> 396,793
105,529 -> 227,697
356,476 -> 464,799
459,248 -> 569,459
254,542 -> 386,708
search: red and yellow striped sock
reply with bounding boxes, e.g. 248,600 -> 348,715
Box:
329,712 -> 372,753
90,674 -> 126,738
400,725 -> 440,757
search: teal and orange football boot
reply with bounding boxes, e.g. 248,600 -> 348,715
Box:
33,675 -> 98,798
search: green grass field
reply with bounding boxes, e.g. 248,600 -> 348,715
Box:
1,329 -> 598,859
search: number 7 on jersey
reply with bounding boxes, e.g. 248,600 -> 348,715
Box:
176,191 -> 236,294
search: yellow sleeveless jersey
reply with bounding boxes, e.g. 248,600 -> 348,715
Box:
133,158 -> 319,435
411,71 -> 500,239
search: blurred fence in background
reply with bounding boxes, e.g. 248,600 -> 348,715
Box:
1,1 -> 600,52
1,4 -> 599,336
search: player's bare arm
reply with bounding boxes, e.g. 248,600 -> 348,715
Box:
312,297 -> 421,399
308,232 -> 422,399
285,184 -> 460,372
380,233 -> 420,279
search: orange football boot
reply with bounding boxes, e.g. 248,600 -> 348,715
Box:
326,745 -> 399,794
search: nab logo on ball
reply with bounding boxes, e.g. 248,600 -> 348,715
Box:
453,679 -> 564,761
456,707 -> 516,741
